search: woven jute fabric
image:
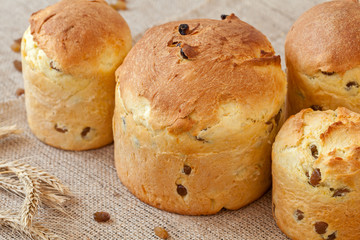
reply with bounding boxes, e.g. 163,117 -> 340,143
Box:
0,0 -> 325,239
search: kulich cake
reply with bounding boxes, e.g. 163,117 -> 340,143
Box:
21,0 -> 132,150
272,107 -> 360,240
114,14 -> 287,215
285,0 -> 360,115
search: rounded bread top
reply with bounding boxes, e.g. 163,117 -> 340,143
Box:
116,14 -> 286,135
274,107 -> 360,189
29,0 -> 132,76
285,0 -> 360,74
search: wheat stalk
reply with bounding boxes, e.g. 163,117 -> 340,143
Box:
0,125 -> 22,139
0,161 -> 72,239
0,210 -> 60,240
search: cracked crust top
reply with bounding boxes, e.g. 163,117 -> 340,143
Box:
274,107 -> 360,189
272,107 -> 360,239
285,0 -> 360,74
29,0 -> 131,76
116,14 -> 286,135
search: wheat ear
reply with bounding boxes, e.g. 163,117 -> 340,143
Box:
13,169 -> 41,228
5,161 -> 71,196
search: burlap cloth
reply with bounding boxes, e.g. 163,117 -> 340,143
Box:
0,0 -> 325,239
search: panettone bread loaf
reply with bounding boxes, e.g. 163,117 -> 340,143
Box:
285,0 -> 360,115
21,0 -> 132,150
272,107 -> 360,240
114,14 -> 287,215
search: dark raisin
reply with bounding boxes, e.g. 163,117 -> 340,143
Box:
275,109 -> 282,125
327,232 -> 337,240
93,211 -> 110,222
221,14 -> 228,20
178,24 -> 189,35
332,188 -> 350,197
13,60 -> 22,72
345,81 -> 359,90
121,117 -> 126,131
15,88 -> 25,97
196,136 -> 205,141
54,124 -> 67,133
50,60 -> 61,72
311,105 -> 323,111
310,144 -> 319,159
177,184 -> 187,196
183,165 -> 192,175
180,48 -> 188,59
314,221 -> 328,234
294,209 -> 304,221
321,71 -> 335,76
81,127 -> 91,138
309,168 -> 321,186
305,171 -> 309,177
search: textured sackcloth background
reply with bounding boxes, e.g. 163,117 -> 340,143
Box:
0,0 -> 326,239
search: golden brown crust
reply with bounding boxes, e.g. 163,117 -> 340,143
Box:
22,0 -> 132,150
30,0 -> 131,76
22,54 -> 115,151
114,15 -> 287,215
272,107 -> 360,240
116,14 -> 284,134
285,0 -> 360,74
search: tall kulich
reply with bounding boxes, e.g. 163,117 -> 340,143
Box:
272,107 -> 360,240
286,0 -> 360,115
21,0 -> 132,150
114,14 -> 287,215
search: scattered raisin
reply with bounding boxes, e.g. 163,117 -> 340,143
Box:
122,117 -> 126,130
81,127 -> 91,138
13,60 -> 22,72
221,14 -> 228,20
327,232 -> 337,240
180,48 -> 188,59
154,226 -> 169,239
93,212 -> 110,222
305,171 -> 309,177
310,144 -> 319,159
54,124 -> 68,133
321,71 -> 335,76
15,88 -> 25,97
309,168 -> 321,187
183,165 -> 191,175
177,184 -> 187,196
260,50 -> 275,57
345,81 -> 359,90
50,60 -> 61,72
314,221 -> 328,234
178,24 -> 189,35
11,38 -> 22,53
311,105 -> 323,111
196,136 -> 205,141
294,209 -> 304,221
332,188 -> 350,197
